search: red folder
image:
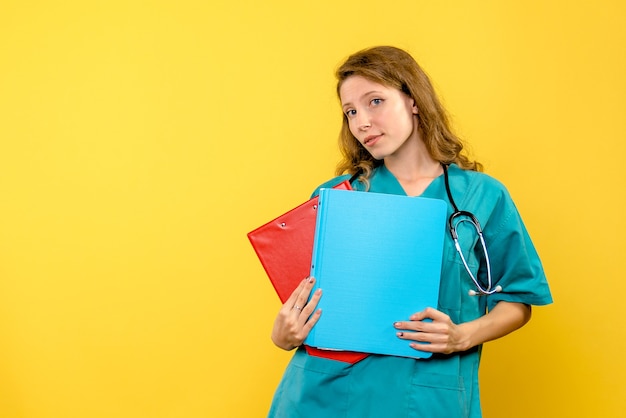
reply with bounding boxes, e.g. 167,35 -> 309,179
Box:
248,181 -> 368,364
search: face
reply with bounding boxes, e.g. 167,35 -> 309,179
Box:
339,75 -> 419,161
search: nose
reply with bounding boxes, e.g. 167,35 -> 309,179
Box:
356,112 -> 371,130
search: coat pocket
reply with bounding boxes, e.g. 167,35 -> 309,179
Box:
268,350 -> 352,417
409,372 -> 468,418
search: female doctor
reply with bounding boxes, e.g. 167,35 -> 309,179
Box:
268,46 -> 552,417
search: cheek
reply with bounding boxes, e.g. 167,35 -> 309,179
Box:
390,109 -> 415,133
347,120 -> 360,140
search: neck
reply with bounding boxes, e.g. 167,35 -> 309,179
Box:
384,131 -> 441,182
383,130 -> 443,196
385,154 -> 442,182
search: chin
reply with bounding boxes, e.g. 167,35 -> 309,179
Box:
365,148 -> 386,160
371,151 -> 391,161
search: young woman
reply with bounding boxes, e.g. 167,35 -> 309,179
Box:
268,46 -> 552,417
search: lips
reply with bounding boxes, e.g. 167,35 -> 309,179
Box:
364,134 -> 382,146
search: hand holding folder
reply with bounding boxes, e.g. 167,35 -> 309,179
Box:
247,181 -> 368,363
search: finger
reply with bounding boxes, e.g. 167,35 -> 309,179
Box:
409,339 -> 455,354
403,320 -> 448,334
293,277 -> 317,311
410,307 -> 449,322
288,289 -> 322,345
409,341 -> 439,353
294,288 -> 322,330
283,278 -> 310,310
302,288 -> 322,312
393,330 -> 440,352
301,307 -> 323,335
397,329 -> 448,344
396,329 -> 429,342
394,319 -> 433,332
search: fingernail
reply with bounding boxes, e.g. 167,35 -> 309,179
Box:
397,332 -> 404,337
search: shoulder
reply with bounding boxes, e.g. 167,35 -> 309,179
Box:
310,174 -> 354,198
449,164 -> 506,190
448,164 -> 511,204
447,165 -> 521,233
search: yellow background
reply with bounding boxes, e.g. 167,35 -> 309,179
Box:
1,1 -> 624,417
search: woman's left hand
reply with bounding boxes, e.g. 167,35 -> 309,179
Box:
394,307 -> 471,355
394,302 -> 532,355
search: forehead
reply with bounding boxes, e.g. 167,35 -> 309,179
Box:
339,76 -> 393,104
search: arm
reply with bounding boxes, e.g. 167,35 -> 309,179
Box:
394,302 -> 531,354
271,277 -> 322,351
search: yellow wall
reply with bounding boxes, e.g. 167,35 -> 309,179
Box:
0,1 -> 624,417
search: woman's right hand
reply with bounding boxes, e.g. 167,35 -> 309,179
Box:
271,277 -> 322,350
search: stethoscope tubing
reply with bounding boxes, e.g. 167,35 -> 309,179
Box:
442,164 -> 502,296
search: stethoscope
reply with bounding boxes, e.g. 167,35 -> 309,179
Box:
348,165 -> 502,296
442,164 -> 502,296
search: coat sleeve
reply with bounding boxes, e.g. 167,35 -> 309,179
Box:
482,186 -> 553,311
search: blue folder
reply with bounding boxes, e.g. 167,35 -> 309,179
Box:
305,188 -> 447,359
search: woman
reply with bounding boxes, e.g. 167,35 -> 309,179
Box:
268,46 -> 552,417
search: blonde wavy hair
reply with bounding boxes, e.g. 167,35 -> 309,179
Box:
335,46 -> 482,183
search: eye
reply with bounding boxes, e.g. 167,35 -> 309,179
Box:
371,98 -> 383,106
345,109 -> 357,118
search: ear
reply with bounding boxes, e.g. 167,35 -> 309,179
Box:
410,99 -> 419,115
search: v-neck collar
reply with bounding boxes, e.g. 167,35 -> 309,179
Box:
370,163 -> 447,197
